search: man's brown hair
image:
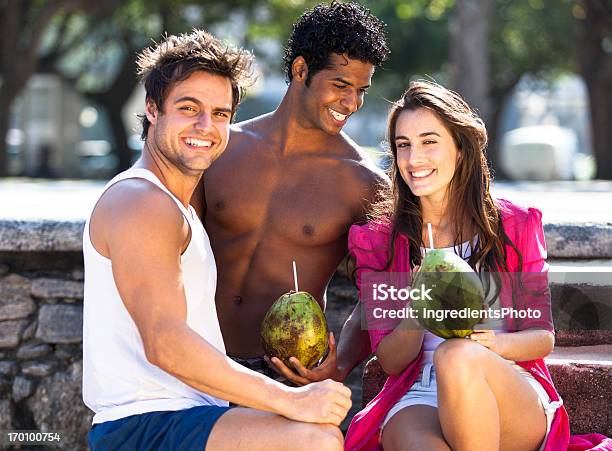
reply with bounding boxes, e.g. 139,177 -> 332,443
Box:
136,29 -> 255,139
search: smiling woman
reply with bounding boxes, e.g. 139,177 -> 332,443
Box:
394,108 -> 460,205
344,80 -> 570,451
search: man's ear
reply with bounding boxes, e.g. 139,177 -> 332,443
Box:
291,56 -> 308,82
145,99 -> 158,125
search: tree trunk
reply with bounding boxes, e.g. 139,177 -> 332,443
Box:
587,80 -> 612,180
106,101 -> 132,173
86,93 -> 133,175
487,80 -> 520,180
0,77 -> 30,176
449,0 -> 492,121
0,0 -> 25,176
449,0 -> 494,170
85,51 -> 138,175
578,0 -> 612,179
0,99 -> 10,176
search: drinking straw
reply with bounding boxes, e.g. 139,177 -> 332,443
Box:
292,260 -> 299,292
427,223 -> 434,250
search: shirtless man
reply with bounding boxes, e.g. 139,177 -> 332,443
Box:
194,2 -> 390,383
83,30 -> 351,451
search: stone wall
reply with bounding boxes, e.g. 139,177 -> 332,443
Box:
0,251 -> 89,450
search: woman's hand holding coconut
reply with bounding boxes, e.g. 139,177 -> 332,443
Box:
468,329 -> 501,354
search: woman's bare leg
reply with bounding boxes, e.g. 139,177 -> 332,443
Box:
381,405 -> 451,451
434,339 -> 547,451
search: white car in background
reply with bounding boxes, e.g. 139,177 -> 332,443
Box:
500,125 -> 578,181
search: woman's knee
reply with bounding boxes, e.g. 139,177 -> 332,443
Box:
312,424 -> 344,451
434,338 -> 484,380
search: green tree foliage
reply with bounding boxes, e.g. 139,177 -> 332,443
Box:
1,0 -> 265,175
0,0 -> 122,176
365,0 -> 453,94
3,1 -> 605,177
371,0 -> 578,173
491,0 -> 576,94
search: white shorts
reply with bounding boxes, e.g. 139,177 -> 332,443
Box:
382,362 -> 438,429
512,363 -> 564,451
381,361 -> 563,450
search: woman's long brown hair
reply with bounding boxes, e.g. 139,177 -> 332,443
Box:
369,80 -> 522,300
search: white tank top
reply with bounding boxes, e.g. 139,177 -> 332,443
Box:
82,168 -> 228,425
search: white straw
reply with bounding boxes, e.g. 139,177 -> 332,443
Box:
427,223 -> 434,250
292,260 -> 299,292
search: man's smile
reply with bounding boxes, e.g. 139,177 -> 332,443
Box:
183,137 -> 213,149
328,108 -> 348,123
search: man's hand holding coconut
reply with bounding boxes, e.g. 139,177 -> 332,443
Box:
265,332 -> 340,386
261,286 -> 342,386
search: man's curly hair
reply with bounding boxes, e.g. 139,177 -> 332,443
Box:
283,1 -> 389,85
136,29 -> 255,139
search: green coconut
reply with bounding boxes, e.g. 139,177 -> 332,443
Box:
260,291 -> 329,369
411,249 -> 485,339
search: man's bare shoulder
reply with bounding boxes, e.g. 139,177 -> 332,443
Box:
336,132 -> 389,188
228,113 -> 276,146
90,179 -> 187,254
330,133 -> 389,224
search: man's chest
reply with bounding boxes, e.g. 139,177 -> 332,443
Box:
205,160 -> 358,246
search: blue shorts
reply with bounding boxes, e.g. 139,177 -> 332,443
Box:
88,405 -> 231,451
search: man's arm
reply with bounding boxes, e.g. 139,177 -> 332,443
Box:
335,302 -> 371,379
92,183 -> 351,425
332,158 -> 390,376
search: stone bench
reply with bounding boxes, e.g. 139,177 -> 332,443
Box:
547,345 -> 612,436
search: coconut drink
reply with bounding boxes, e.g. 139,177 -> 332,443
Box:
260,291 -> 329,369
410,249 -> 485,339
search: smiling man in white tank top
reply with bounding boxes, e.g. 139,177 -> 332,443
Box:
82,29 -> 351,451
